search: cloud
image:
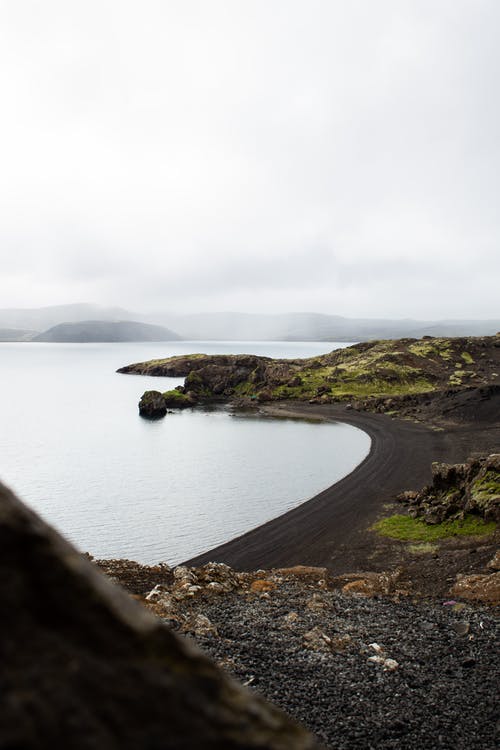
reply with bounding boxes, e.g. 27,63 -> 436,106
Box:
0,1 -> 498,318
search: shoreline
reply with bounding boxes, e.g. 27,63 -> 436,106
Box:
184,403 -> 499,574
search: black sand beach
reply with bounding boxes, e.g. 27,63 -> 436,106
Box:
184,403 -> 499,575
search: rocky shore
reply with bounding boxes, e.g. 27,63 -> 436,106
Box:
94,558 -> 500,750
117,335 -> 500,421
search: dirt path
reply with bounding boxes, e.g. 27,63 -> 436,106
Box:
184,404 -> 499,573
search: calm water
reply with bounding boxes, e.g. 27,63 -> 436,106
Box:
0,341 -> 370,564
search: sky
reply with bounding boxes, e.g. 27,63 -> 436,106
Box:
0,0 -> 499,319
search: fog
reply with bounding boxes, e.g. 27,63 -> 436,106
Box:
0,1 -> 498,319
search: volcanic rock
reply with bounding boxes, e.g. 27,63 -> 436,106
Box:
0,481 -> 321,749
138,389 -> 167,418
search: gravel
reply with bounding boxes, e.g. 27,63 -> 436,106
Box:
171,582 -> 499,749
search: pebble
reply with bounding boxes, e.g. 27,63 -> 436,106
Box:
185,579 -> 498,750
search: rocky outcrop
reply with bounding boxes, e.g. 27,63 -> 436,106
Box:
138,389 -> 167,418
450,571 -> 500,604
0,481 -> 321,749
398,454 -> 500,524
118,335 -> 500,421
138,388 -> 197,417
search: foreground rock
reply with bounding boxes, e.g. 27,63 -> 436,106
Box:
398,454 -> 500,523
0,481 -> 320,749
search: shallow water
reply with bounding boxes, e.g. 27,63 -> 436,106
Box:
0,341 -> 370,564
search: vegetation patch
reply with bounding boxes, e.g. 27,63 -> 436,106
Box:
373,514 -> 496,541
162,389 -> 194,407
408,542 -> 439,554
461,351 -> 474,364
471,471 -> 500,508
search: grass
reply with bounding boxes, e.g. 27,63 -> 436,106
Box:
373,514 -> 496,541
408,542 -> 439,554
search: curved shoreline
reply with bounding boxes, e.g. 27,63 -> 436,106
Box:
183,403 -> 498,573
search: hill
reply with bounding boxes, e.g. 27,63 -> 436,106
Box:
149,311 -> 500,341
1,304 -> 499,342
0,328 -> 38,342
34,320 -> 181,343
118,334 -> 500,422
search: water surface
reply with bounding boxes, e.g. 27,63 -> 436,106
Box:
0,341 -> 370,563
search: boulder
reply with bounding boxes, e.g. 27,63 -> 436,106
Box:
0,481 -> 321,749
138,389 -> 166,418
450,571 -> 500,604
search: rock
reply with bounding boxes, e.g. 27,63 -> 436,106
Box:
306,594 -> 328,611
398,454 -> 500,523
368,655 -> 399,670
339,569 -> 404,596
450,572 -> 500,604
330,635 -> 352,652
275,565 -> 328,578
250,579 -> 277,593
162,389 -> 197,408
145,584 -> 175,610
451,621 -> 470,636
367,655 -> 385,666
0,481 -> 320,749
283,612 -> 299,627
198,562 -> 241,592
138,390 -> 167,418
487,550 -> 500,570
190,614 -> 219,637
173,565 -> 198,584
303,627 -> 333,653
383,658 -> 399,671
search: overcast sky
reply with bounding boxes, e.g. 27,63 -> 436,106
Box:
0,0 -> 498,319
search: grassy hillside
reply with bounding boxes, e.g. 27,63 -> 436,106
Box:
119,334 -> 500,408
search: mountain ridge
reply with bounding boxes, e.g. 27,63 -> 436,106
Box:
0,304 -> 498,342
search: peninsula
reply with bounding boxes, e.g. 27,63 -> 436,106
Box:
117,334 -> 499,580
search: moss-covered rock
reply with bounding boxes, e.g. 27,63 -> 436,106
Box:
162,389 -> 197,408
398,454 -> 500,523
138,390 -> 167,419
120,334 -> 500,415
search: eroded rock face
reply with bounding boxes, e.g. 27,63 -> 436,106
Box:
397,454 -> 500,523
0,481 -> 321,749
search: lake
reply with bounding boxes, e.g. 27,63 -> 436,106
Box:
0,341 -> 371,564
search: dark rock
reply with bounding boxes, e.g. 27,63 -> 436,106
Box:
397,453 -> 499,523
138,390 -> 167,418
0,481 -> 321,749
162,389 -> 197,408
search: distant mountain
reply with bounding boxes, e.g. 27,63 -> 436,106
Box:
33,321 -> 181,343
1,304 -> 498,342
147,311 -> 500,342
0,304 -> 138,332
0,328 -> 38,342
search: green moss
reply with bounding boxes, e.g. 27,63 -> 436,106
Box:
161,389 -> 192,406
471,471 -> 500,507
373,514 -> 496,541
448,372 -> 463,386
461,351 -> 474,364
408,338 -> 452,360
